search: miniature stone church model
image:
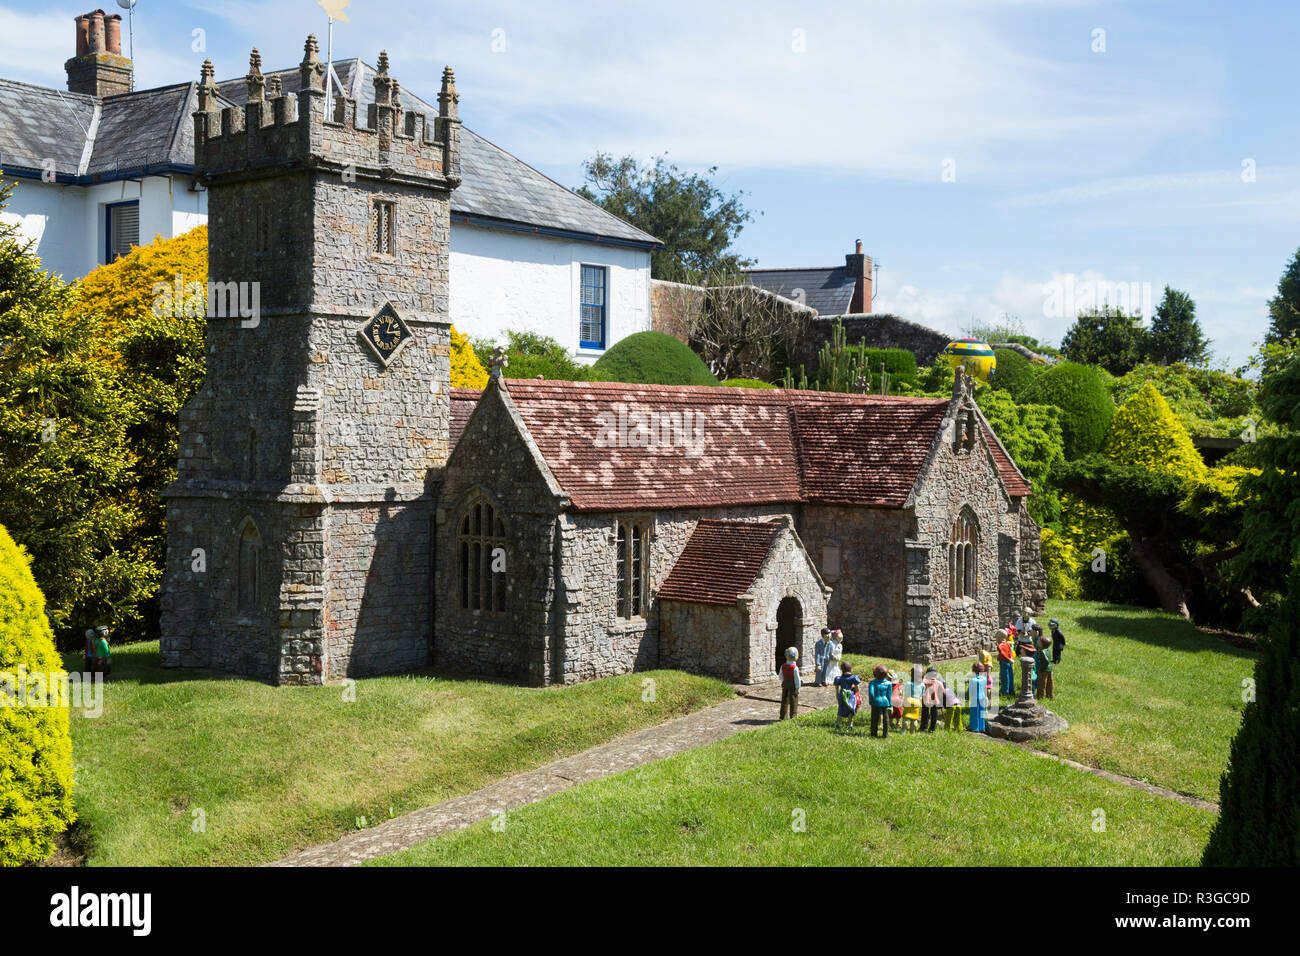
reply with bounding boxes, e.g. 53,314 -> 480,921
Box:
161,41 -> 1045,687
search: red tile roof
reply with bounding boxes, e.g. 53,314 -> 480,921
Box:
448,380 -> 1032,510
656,519 -> 784,605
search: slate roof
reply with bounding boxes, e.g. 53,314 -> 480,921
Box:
656,519 -> 784,606
743,266 -> 857,316
216,59 -> 659,247
0,78 -> 200,181
449,380 -> 1032,512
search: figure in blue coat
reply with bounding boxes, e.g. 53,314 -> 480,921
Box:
967,663 -> 989,732
814,628 -> 832,686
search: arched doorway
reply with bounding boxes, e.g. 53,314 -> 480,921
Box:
775,596 -> 802,674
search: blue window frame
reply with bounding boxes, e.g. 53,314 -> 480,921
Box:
104,200 -> 139,264
579,264 -> 607,349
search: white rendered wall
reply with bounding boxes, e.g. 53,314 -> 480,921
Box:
449,222 -> 652,363
0,174 -> 206,281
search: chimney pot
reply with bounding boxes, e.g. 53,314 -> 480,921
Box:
105,14 -> 122,55
855,239 -> 862,254
75,15 -> 90,57
88,10 -> 105,55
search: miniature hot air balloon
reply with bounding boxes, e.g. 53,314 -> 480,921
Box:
940,338 -> 996,384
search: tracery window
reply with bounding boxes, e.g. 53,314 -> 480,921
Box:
948,511 -> 977,600
459,499 -> 507,613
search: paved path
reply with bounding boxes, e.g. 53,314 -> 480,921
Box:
270,683 -> 836,867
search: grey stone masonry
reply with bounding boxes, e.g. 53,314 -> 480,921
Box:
160,42 -> 461,684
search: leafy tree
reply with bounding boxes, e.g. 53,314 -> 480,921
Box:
962,314 -> 1040,350
0,183 -> 153,645
576,153 -> 756,283
1020,361 -> 1116,459
977,388 -> 1065,526
1265,247 -> 1300,345
1060,305 -> 1148,374
78,230 -> 208,638
591,331 -> 719,386
0,522 -> 76,865
472,330 -> 602,382
1148,286 -> 1209,366
450,326 -> 487,389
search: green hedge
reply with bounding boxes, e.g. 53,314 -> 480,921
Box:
990,348 -> 1040,399
591,331 -> 719,386
1021,361 -> 1116,459
0,523 -> 76,865
721,378 -> 776,389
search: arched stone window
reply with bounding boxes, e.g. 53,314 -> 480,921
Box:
236,519 -> 261,612
458,497 -> 508,613
948,511 -> 978,600
616,520 -> 648,619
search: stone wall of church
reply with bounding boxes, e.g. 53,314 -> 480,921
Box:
1019,506 -> 1047,613
658,601 -> 748,682
909,419 -> 1010,662
434,385 -> 563,685
555,505 -> 793,685
741,525 -> 830,683
798,505 -> 910,657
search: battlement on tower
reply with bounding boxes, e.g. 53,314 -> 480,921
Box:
194,39 -> 461,189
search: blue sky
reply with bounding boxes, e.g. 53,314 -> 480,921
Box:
2,0 -> 1294,368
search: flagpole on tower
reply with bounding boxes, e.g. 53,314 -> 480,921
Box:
317,0 -> 351,103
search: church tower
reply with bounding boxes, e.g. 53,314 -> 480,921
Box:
160,39 -> 461,683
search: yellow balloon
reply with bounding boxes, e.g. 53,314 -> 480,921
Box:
941,339 -> 997,384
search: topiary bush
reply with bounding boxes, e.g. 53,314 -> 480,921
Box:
989,347 -> 1040,399
721,378 -> 776,389
591,331 -> 719,386
1021,361 -> 1115,459
1104,381 -> 1207,480
1039,526 -> 1083,600
0,522 -> 76,865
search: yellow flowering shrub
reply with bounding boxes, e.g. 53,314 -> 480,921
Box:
451,325 -> 488,389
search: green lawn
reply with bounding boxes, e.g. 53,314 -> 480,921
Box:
372,713 -> 1215,867
373,601 -> 1250,866
1026,601 -> 1255,802
65,642 -> 733,866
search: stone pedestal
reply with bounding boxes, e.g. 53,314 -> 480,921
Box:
985,655 -> 1067,741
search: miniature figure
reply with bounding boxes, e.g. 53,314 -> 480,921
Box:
1050,618 -> 1066,664
920,666 -> 946,732
943,677 -> 964,730
814,628 -> 832,686
779,646 -> 801,719
833,660 -> 862,730
967,662 -> 989,731
1035,630 -> 1055,700
889,669 -> 904,730
868,664 -> 894,738
996,630 -> 1016,696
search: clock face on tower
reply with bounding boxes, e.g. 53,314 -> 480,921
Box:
359,303 -> 413,366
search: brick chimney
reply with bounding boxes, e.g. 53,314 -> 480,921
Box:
846,239 -> 873,314
66,10 -> 133,97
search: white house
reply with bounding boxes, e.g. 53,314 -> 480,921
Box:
0,13 -> 659,362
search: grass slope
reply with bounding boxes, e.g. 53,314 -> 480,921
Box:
1032,601 -> 1254,802
374,601 -> 1249,867
373,714 -> 1214,867
65,643 -> 732,866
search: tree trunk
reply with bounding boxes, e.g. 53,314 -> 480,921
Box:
1128,533 -> 1191,619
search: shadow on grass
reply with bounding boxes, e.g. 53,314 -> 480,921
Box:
1075,608 -> 1258,660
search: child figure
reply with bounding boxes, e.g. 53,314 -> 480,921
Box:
1050,618 -> 1066,664
833,660 -> 862,730
889,670 -> 904,730
920,667 -> 945,732
967,662 -> 989,732
867,665 -> 893,738
943,678 -> 963,730
996,630 -> 1016,696
90,624 -> 112,679
779,647 -> 801,720
1035,630 -> 1055,700
901,694 -> 922,732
